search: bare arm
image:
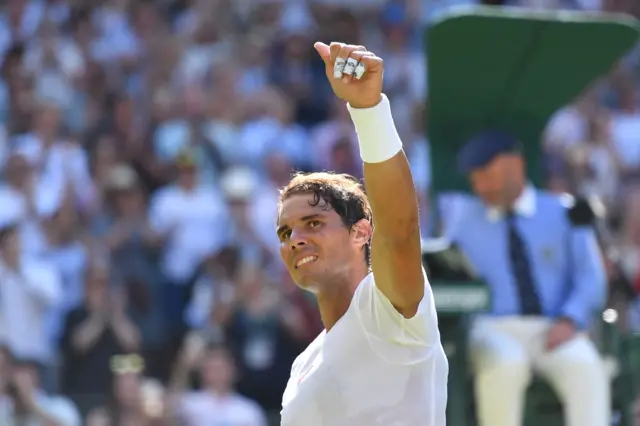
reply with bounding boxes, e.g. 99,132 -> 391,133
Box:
71,313 -> 107,353
110,313 -> 141,352
364,149 -> 424,317
316,41 -> 425,317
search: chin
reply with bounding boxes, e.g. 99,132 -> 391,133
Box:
290,272 -> 321,293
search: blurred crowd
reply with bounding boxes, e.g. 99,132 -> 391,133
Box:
0,0 -> 638,425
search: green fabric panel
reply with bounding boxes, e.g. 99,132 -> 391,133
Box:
425,6 -> 640,193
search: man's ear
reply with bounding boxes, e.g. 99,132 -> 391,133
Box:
351,218 -> 373,248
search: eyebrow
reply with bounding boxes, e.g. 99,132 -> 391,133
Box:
276,214 -> 324,237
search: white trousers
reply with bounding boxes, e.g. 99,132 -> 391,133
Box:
470,316 -> 610,426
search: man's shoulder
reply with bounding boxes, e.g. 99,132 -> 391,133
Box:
38,394 -> 80,426
534,189 -> 572,208
534,191 -> 595,225
353,270 -> 440,349
229,393 -> 265,414
291,332 -> 325,374
21,257 -> 59,280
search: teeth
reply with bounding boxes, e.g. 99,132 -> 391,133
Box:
296,256 -> 317,268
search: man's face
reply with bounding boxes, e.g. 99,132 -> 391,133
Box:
277,193 -> 364,291
5,155 -> 30,188
200,350 -> 234,391
469,154 -> 522,208
177,164 -> 197,189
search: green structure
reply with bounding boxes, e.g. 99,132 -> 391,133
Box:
427,6 -> 639,193
424,6 -> 640,426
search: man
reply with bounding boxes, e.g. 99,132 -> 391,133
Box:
276,42 -> 448,426
174,342 -> 268,426
0,221 -> 61,370
447,130 -> 609,426
1,357 -> 80,426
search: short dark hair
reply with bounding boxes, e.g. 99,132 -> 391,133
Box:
278,172 -> 372,266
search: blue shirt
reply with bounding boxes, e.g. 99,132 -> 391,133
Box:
445,187 -> 606,329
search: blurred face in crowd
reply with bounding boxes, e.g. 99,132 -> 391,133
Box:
177,163 -> 197,190
0,347 -> 12,393
4,154 -> 31,189
114,97 -> 133,131
283,33 -> 309,60
93,137 -> 118,181
114,372 -> 142,410
469,154 -> 526,208
236,266 -> 264,302
265,154 -> 292,187
0,226 -> 21,267
8,0 -> 26,25
114,187 -> 144,218
200,348 -> 235,392
34,105 -> 60,140
330,140 -> 356,172
618,84 -> 637,112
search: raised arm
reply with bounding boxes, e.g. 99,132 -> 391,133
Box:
314,42 -> 424,317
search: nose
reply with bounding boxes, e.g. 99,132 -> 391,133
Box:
289,229 -> 307,250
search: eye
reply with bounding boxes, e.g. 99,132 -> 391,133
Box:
308,220 -> 321,229
280,230 -> 292,241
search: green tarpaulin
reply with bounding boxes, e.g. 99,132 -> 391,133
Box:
426,6 -> 640,193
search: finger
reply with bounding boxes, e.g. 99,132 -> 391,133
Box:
344,51 -> 375,81
329,42 -> 343,62
333,44 -> 366,80
352,53 -> 383,81
313,42 -> 331,65
329,42 -> 344,77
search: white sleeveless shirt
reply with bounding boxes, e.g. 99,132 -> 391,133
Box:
281,270 -> 448,426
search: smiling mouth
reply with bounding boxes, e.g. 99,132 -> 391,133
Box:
295,256 -> 318,269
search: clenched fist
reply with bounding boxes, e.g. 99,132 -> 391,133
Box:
314,42 -> 384,109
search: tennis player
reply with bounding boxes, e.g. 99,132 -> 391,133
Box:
276,42 -> 448,426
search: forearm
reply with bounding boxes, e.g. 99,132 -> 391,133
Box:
364,155 -> 421,241
562,229 -> 607,327
71,316 -> 106,352
349,95 -> 420,241
110,315 -> 141,352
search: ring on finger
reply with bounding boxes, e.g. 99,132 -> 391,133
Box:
354,62 -> 366,80
333,57 -> 347,79
343,57 -> 359,76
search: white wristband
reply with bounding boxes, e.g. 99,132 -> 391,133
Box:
347,94 -> 403,164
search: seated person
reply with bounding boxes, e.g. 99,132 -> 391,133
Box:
445,130 -> 609,426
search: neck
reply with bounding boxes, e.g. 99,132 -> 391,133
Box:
207,387 -> 231,397
316,268 -> 368,331
504,184 -> 526,210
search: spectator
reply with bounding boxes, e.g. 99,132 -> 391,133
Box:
86,355 -> 166,426
90,163 -> 167,375
0,357 -> 81,426
0,221 -> 61,380
222,266 -> 311,415
147,148 -> 229,337
170,339 -> 268,426
59,262 -> 141,417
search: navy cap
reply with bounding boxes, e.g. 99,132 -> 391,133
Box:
457,130 -> 521,174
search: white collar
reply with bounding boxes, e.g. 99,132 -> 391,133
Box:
486,185 -> 536,222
